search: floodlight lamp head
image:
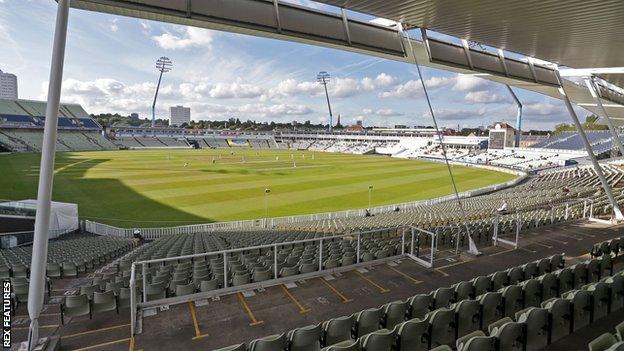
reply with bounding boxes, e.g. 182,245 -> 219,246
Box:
156,56 -> 173,73
317,71 -> 330,84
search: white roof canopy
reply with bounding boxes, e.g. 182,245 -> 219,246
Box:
66,0 -> 624,121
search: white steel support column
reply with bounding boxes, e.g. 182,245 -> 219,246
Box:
585,77 -> 624,156
28,0 -> 70,349
556,70 -> 624,221
505,85 -> 522,147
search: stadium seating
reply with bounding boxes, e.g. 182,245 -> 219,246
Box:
275,164 -> 622,234
587,321 -> 624,351
2,235 -> 134,313
0,129 -> 116,152
212,241 -> 622,351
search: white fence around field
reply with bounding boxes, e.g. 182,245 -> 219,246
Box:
84,165 -> 527,239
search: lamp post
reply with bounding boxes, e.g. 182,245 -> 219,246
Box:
317,71 -> 333,133
368,185 -> 373,208
151,57 -> 172,128
264,188 -> 271,218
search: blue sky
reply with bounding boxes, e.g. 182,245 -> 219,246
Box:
0,0 -> 589,129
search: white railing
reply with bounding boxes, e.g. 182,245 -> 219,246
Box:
128,226 -> 408,335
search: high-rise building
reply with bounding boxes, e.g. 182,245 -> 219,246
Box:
0,69 -> 18,100
169,105 -> 191,126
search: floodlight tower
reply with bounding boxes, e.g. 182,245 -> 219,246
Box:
152,56 -> 173,128
317,71 -> 333,133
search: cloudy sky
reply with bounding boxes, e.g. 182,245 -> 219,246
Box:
0,0 -> 589,129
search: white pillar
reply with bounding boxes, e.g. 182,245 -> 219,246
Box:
585,77 -> 624,156
505,85 -> 522,147
27,0 -> 70,349
555,70 -> 624,221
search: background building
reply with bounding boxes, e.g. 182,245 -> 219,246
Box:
488,122 -> 516,149
169,105 -> 190,126
0,69 -> 18,100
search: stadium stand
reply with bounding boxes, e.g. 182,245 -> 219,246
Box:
530,131 -> 620,155
455,149 -> 584,171
5,159 -> 624,350
0,99 -> 118,152
275,164 -> 623,233
210,236 -> 623,351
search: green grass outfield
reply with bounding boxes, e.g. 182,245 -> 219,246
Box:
0,149 -> 516,227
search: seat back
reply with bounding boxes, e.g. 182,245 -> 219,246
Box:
572,263 -> 588,289
433,287 -> 455,309
557,268 -> 574,295
585,282 -> 610,320
491,271 -> 509,291
472,276 -> 491,296
358,329 -> 395,351
521,279 -> 542,308
490,319 -> 524,351
500,285 -> 523,317
541,298 -> 571,342
564,290 -> 592,331
517,307 -> 549,350
408,294 -> 432,319
323,315 -> 354,346
454,281 -> 474,301
355,308 -> 382,338
249,334 -> 286,351
383,301 -> 408,329
478,292 -> 503,330
288,324 -> 321,351
454,300 -> 480,337
214,344 -> 247,351
426,307 -> 455,349
394,318 -> 429,351
588,333 -> 618,351
175,283 -> 197,296
538,273 -> 558,301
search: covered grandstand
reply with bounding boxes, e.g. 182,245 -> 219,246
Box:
7,0 -> 624,351
0,99 -> 116,152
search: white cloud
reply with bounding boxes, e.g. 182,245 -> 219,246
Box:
379,80 -> 422,98
464,90 -> 510,104
423,107 -> 488,121
139,20 -> 151,34
378,76 -> 453,99
109,19 -> 118,32
374,73 -> 397,87
193,102 -> 312,118
208,81 -> 264,99
52,77 -> 315,121
152,27 -> 214,50
375,108 -> 403,117
267,74 -> 399,100
452,74 -> 490,92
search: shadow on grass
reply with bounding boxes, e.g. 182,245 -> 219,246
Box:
4,153 -> 213,228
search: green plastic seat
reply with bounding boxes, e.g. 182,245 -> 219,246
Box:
175,283 -> 197,296
394,318 -> 428,351
288,324 -> 321,351
61,294 -> 91,324
358,329 -> 394,351
588,333 -> 618,351
249,334 -> 286,351
92,290 -> 119,315
322,315 -> 354,346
